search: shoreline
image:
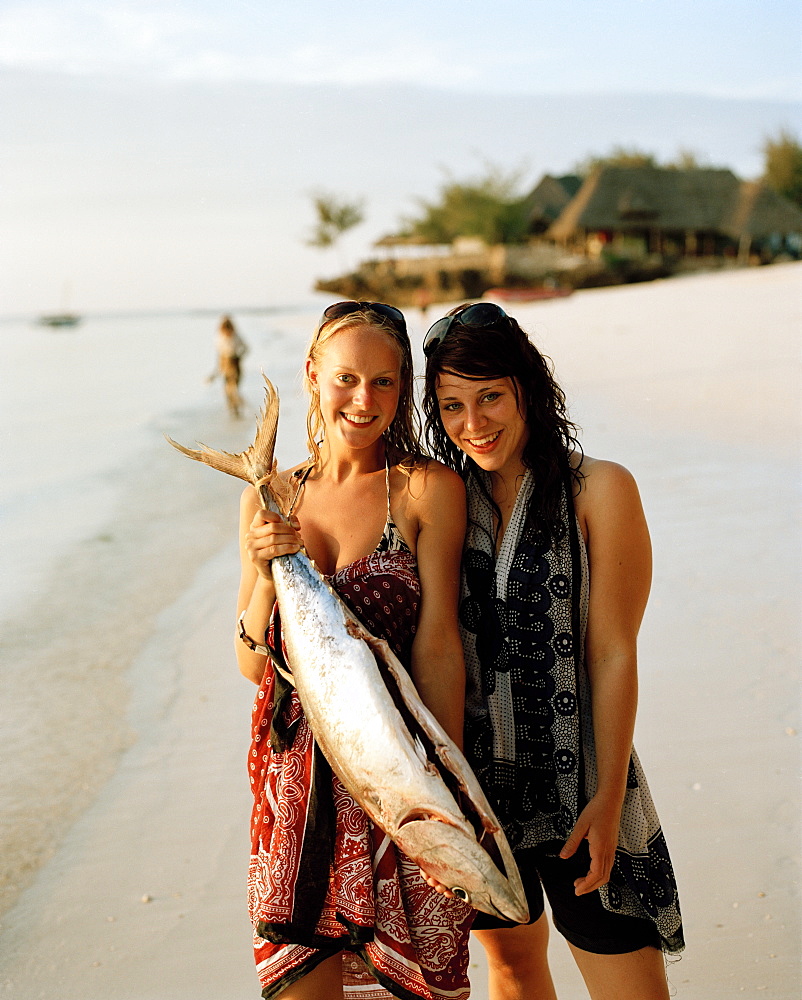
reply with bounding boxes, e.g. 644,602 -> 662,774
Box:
0,406 -> 248,922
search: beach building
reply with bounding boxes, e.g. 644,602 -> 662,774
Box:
319,236 -> 583,304
547,165 -> 802,265
523,174 -> 583,235
315,166 -> 802,304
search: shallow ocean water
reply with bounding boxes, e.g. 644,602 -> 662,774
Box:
0,303 -> 321,915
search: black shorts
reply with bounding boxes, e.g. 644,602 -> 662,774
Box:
473,841 -> 662,955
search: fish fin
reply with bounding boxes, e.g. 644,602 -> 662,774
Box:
361,629 -> 509,837
164,435 -> 252,482
250,374 -> 280,484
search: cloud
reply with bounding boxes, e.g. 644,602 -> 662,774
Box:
0,1 -> 475,88
0,1 -> 489,88
172,43 -> 482,88
0,1 -> 212,75
0,0 -> 798,101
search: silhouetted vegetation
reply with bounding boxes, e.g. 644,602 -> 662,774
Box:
573,145 -> 709,177
397,165 -> 531,245
307,192 -> 365,249
763,129 -> 802,208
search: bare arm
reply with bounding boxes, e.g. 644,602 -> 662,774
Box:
235,485 -> 302,684
408,461 -> 467,749
560,459 -> 652,894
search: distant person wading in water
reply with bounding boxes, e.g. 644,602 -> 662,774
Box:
216,315 -> 248,418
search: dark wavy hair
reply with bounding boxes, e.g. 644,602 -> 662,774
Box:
422,307 -> 583,538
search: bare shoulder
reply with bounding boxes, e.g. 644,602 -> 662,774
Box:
393,460 -> 465,539
406,458 -> 466,508
578,455 -> 639,494
574,455 -> 646,529
240,483 -> 260,517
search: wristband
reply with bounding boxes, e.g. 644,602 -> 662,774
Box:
238,610 -> 269,655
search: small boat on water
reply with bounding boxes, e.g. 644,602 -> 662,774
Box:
38,312 -> 81,328
39,281 -> 81,328
482,286 -> 573,303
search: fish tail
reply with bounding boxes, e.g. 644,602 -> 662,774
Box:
166,374 -> 288,511
251,374 -> 279,481
164,435 -> 253,481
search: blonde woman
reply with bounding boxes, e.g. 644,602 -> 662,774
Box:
236,302 -> 473,999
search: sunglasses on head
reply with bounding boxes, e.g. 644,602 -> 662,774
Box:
317,300 -> 407,337
422,302 -> 508,357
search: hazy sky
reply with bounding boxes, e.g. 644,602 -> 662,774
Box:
1,0 -> 800,314
1,0 -> 799,98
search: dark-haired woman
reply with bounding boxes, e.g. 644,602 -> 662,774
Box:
422,304 -> 683,1000
237,303 -> 473,999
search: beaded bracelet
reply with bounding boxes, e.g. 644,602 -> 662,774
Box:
238,610 -> 269,656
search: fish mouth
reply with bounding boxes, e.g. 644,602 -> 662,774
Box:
398,809 -> 508,877
395,813 -> 529,923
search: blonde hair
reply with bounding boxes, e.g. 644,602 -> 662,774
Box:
303,306 -> 421,470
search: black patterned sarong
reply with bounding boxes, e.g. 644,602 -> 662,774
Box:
460,469 -> 684,953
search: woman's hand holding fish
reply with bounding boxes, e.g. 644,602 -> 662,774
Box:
246,509 -> 303,580
420,869 -> 457,900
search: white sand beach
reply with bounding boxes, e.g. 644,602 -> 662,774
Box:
0,264 -> 799,999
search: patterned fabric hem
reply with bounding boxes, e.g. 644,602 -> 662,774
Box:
256,919 -> 374,950
256,938 -> 471,1000
258,947 -> 339,999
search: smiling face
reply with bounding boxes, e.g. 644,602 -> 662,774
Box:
307,324 -> 403,453
435,372 -> 529,480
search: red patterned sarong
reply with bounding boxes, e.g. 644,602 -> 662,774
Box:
248,551 -> 473,999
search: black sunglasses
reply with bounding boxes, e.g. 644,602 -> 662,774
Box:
317,300 -> 407,337
422,302 -> 508,357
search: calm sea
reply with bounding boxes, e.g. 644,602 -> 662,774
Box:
0,305 -> 329,617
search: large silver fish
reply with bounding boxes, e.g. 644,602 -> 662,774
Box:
167,378 -> 529,923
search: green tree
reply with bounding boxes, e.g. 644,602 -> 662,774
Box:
307,192 -> 365,249
762,129 -> 802,208
574,146 -> 658,178
665,148 -> 705,170
399,165 -> 530,245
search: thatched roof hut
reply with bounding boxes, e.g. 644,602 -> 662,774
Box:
548,166 -> 802,256
523,174 -> 583,234
727,181 -> 802,238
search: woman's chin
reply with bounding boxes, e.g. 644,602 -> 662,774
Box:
466,447 -> 502,470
